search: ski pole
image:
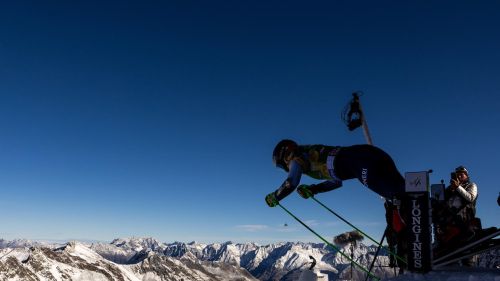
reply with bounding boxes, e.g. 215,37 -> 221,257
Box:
364,230 -> 386,281
277,202 -> 380,281
309,195 -> 407,265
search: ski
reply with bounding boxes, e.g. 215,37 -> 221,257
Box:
433,239 -> 500,268
433,228 -> 499,264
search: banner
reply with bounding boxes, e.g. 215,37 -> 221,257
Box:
403,192 -> 432,272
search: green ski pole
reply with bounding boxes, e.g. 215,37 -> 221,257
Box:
309,195 -> 407,265
277,202 -> 380,281
299,187 -> 407,266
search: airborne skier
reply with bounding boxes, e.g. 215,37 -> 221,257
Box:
265,139 -> 406,205
265,139 -> 409,269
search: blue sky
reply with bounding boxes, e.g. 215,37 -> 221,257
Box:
0,1 -> 499,244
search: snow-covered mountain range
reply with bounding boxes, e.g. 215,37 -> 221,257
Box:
89,237 -> 396,280
0,237 -> 498,281
0,239 -> 257,281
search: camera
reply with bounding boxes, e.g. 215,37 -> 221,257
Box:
450,172 -> 457,180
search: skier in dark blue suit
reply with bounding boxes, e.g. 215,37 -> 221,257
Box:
265,139 -> 408,269
265,139 -> 405,206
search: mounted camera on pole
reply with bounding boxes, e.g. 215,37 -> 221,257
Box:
342,92 -> 373,145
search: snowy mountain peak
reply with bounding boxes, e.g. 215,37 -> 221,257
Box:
0,242 -> 258,281
110,237 -> 164,251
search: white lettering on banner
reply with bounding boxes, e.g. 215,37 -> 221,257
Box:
412,216 -> 421,225
412,225 -> 421,234
361,168 -> 368,186
413,251 -> 422,259
412,203 -> 421,216
411,199 -> 423,268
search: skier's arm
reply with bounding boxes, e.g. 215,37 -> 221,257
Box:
274,160 -> 303,201
308,180 -> 342,194
455,182 -> 477,203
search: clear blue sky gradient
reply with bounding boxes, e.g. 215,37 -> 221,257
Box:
1,1 -> 499,244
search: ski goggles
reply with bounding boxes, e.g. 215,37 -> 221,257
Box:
275,160 -> 289,172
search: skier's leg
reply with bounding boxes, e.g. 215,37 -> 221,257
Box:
384,198 -> 408,270
384,202 -> 398,268
339,145 -> 405,198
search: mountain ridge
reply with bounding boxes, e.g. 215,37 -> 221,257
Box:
1,237 -> 498,281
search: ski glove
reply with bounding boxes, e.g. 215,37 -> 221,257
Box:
265,193 -> 278,207
297,185 -> 314,199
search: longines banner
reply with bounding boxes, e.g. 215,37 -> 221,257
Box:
403,192 -> 432,272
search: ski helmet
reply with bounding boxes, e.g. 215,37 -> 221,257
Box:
272,139 -> 298,171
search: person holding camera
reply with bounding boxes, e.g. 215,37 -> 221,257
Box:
446,166 -> 478,229
442,166 -> 479,265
